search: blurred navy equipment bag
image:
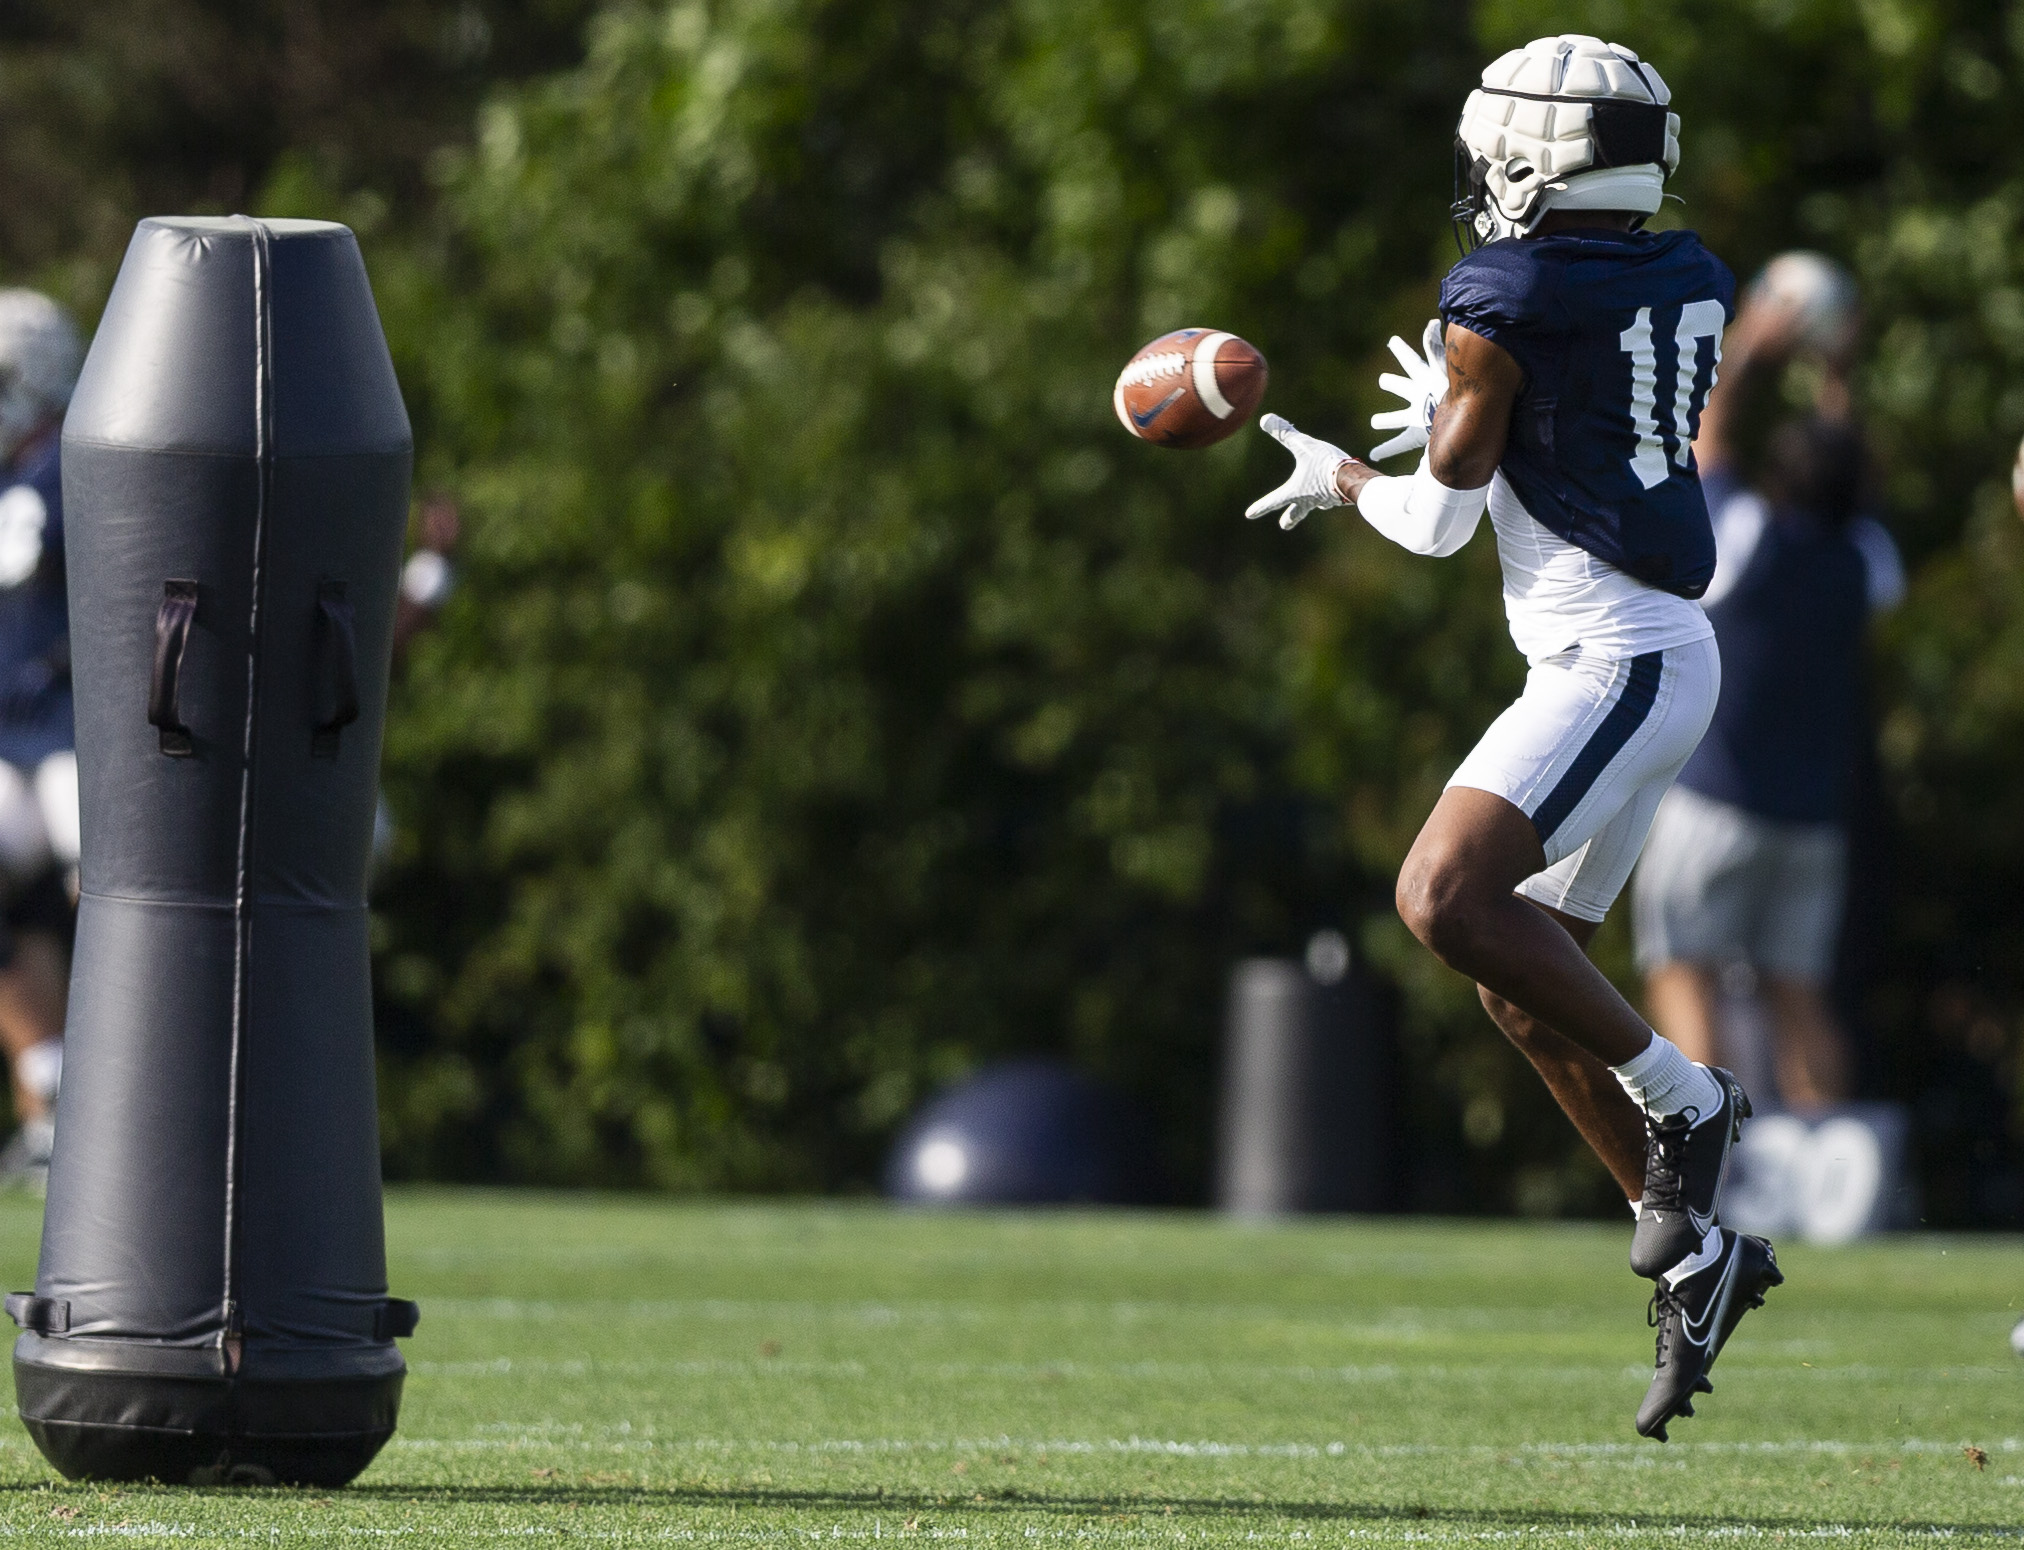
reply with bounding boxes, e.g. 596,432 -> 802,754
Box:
1440,227 -> 1735,597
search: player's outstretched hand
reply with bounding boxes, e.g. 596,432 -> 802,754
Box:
1246,414 -> 1350,531
1369,319 -> 1448,461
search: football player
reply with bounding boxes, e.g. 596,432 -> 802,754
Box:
1247,35 -> 1779,1439
0,292 -> 84,1189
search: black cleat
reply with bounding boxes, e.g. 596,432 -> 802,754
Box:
1694,1232 -> 1783,1396
1636,1227 -> 1777,1441
1629,1064 -> 1750,1280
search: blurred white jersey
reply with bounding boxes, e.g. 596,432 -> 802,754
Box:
1488,474 -> 1714,665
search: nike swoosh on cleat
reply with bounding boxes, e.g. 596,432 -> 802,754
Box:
1131,387 -> 1186,428
1681,1252 -> 1740,1348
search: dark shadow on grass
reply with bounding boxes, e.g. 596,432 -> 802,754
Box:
333,1481 -> 2022,1535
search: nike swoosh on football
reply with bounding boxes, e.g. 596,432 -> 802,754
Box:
1131,387 -> 1186,429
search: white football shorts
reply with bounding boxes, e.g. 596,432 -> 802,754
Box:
1446,636 -> 1720,924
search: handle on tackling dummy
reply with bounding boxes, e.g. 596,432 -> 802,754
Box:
149,580 -> 199,757
311,580 -> 360,759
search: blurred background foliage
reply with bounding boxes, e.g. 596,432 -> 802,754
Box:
9,0 -> 2024,1214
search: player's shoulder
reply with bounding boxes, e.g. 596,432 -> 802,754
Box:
1440,238 -> 1566,333
1624,227 -> 1734,296
1528,227 -> 1732,299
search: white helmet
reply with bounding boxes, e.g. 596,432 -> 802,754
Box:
0,291 -> 81,464
1453,35 -> 1681,249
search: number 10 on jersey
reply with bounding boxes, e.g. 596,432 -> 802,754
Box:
1620,301 -> 1726,491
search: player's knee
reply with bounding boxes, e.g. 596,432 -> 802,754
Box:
1395,851 -> 1488,966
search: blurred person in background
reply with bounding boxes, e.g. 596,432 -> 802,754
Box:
0,292 -> 85,1184
1633,255 -> 1903,1112
394,493 -> 460,660
371,492 -> 460,880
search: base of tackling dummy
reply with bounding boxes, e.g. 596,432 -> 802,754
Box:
12,1334 -> 405,1486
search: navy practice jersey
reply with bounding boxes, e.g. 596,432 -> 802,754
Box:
0,434 -> 71,768
1677,469 -> 1871,825
1439,227 -> 1736,598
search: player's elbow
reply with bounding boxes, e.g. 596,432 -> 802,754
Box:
1427,438 -> 1500,493
1421,523 -> 1476,560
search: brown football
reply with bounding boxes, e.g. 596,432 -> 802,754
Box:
1113,328 -> 1268,449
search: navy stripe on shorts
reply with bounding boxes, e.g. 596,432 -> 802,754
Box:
1529,651 -> 1663,845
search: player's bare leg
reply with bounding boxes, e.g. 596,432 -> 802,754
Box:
1398,785 -> 1747,1266
1478,916 -> 1649,1201
1398,786 -> 1656,1067
0,931 -> 64,1124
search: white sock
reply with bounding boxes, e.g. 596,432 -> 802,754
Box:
1662,1228 -> 1723,1288
1611,1033 -> 1723,1123
1628,1197 -> 1642,1221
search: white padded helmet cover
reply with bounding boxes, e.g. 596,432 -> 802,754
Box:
1458,35 -> 1681,236
0,291 -> 81,464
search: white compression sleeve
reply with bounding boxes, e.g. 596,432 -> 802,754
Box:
1354,455 -> 1490,558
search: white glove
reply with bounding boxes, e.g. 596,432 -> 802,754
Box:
1369,319 -> 1448,461
1245,414 -> 1351,531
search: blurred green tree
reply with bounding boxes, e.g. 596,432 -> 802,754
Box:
362,0 -> 2024,1213
0,0 -> 1887,1213
0,0 -> 594,305
365,0 -> 1500,1191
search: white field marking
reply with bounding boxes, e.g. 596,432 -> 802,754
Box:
1191,332 -> 1236,418
2,1528 -> 1998,1546
409,1358 -> 1632,1384
44,1529 -> 2006,1547
405,1351 -> 2002,1387
412,1357 -> 870,1378
388,1430 -> 2023,1461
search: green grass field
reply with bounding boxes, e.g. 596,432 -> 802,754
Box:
0,1193 -> 2013,1544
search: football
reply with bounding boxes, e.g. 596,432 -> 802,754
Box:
1113,328 -> 1268,449
1749,251 -> 1859,360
